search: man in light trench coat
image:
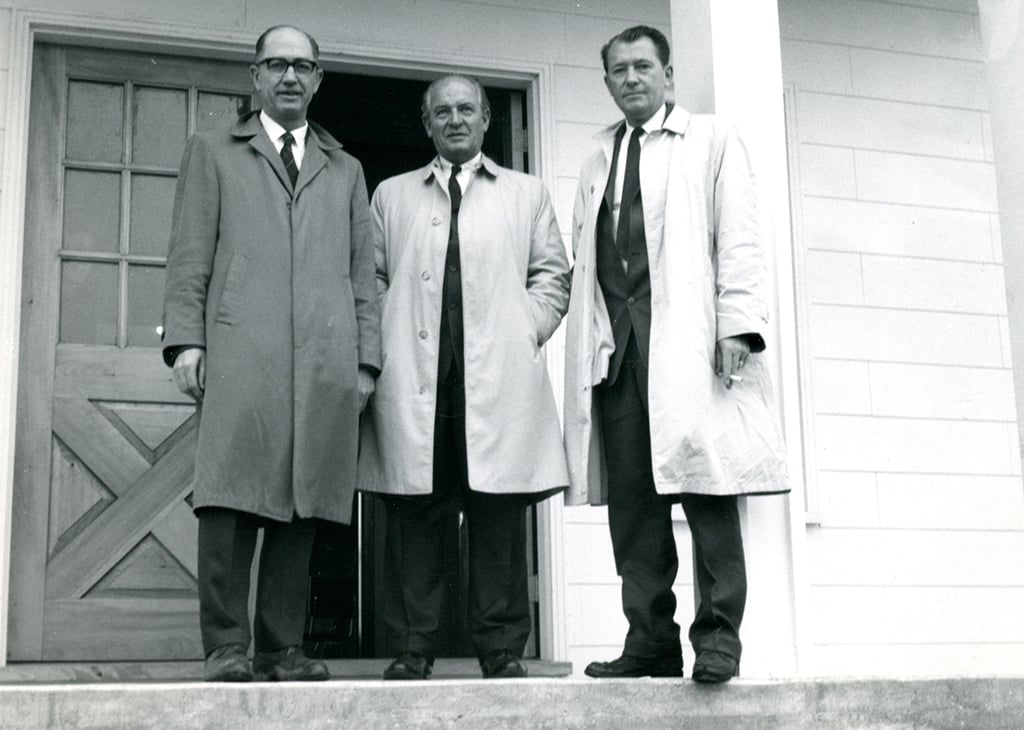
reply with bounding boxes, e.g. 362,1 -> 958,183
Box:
162,25 -> 380,682
359,75 -> 570,680
563,25 -> 789,683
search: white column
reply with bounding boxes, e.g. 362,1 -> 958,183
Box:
979,1 -> 1024,460
670,0 -> 809,677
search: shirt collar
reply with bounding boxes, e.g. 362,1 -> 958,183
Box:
626,103 -> 667,137
436,151 -> 483,176
259,111 -> 308,146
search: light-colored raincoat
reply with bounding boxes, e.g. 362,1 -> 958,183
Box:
563,106 -> 789,505
359,156 -> 570,496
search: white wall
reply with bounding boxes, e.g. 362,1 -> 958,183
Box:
781,0 -> 1024,676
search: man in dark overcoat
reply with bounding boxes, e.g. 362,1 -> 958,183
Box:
162,25 -> 381,682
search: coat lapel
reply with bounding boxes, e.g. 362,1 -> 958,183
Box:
234,113 -> 346,196
295,121 -> 343,197
234,113 -> 293,193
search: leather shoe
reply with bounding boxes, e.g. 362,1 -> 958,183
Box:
383,651 -> 432,680
252,646 -> 329,681
584,654 -> 682,678
692,650 -> 739,683
204,643 -> 253,682
480,649 -> 528,678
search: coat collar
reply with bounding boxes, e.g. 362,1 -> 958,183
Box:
233,110 -> 342,194
593,103 -> 692,151
418,153 -> 501,183
232,110 -> 343,150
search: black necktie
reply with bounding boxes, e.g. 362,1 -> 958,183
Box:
438,165 -> 464,381
615,126 -> 644,260
280,131 -> 299,188
449,164 -> 462,213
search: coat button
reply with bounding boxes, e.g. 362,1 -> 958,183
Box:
448,264 -> 457,272
421,271 -> 431,280
419,330 -> 428,339
432,217 -> 441,226
419,386 -> 426,394
627,296 -> 636,304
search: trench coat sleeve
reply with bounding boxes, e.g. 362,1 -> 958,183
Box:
350,163 -> 382,373
527,185 -> 571,345
370,188 -> 390,301
712,124 -> 769,353
161,135 -> 219,366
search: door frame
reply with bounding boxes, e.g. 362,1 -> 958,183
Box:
0,10 -> 567,666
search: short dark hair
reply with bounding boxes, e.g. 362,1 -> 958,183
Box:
420,75 -> 491,120
600,25 -> 670,72
255,25 -> 320,61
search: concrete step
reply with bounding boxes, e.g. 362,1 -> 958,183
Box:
0,675 -> 1022,728
0,658 -> 572,684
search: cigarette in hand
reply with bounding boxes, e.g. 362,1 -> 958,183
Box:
728,374 -> 743,382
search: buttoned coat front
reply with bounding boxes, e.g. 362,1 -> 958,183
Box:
563,107 -> 789,505
358,156 -> 570,496
162,111 -> 381,524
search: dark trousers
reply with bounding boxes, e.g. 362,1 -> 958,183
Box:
197,507 -> 317,656
382,372 -> 531,662
597,336 -> 747,661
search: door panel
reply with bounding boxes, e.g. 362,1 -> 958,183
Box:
10,44 -> 251,661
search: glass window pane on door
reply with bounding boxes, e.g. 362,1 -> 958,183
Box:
66,81 -> 124,163
129,174 -> 177,257
59,261 -> 118,345
62,170 -> 121,254
197,92 -> 250,133
127,264 -> 166,347
132,86 -> 188,168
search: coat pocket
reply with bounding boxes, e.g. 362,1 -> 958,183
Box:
214,252 -> 248,325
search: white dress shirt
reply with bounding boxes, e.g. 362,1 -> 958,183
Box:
259,111 -> 309,170
611,103 -> 667,231
435,151 -> 483,197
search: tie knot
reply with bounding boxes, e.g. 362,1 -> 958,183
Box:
630,126 -> 644,141
451,164 -> 462,176
281,132 -> 295,147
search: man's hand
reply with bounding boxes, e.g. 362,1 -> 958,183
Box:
715,336 -> 751,390
172,347 -> 206,400
357,368 -> 376,412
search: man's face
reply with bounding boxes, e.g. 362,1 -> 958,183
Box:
422,77 -> 490,165
604,37 -> 672,127
251,28 -> 323,128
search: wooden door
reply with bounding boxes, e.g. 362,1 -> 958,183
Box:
9,45 -> 251,661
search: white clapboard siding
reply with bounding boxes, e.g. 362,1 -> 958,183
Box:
797,93 -> 987,161
811,586 -> 1024,644
784,0 -> 1024,677
813,643 -> 1024,678
801,197 -> 997,262
807,529 -> 1024,586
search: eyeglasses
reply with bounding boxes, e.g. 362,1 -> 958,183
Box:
258,57 -> 319,79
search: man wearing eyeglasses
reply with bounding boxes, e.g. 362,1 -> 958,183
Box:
162,25 -> 380,682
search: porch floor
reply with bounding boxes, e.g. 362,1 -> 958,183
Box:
0,668 -> 1022,729
0,658 -> 572,684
